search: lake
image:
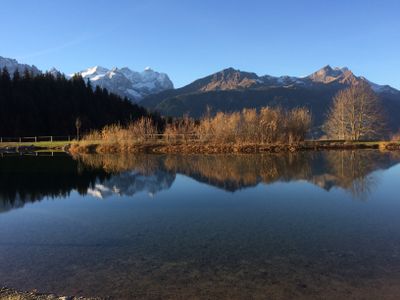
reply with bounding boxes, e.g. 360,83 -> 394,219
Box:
1,151 -> 400,299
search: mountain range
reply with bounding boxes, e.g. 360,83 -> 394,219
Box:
1,55 -> 400,133
74,66 -> 173,101
140,66 -> 400,133
0,56 -> 173,102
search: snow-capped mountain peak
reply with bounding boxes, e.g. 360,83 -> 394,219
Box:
0,56 -> 40,76
76,65 -> 173,102
80,66 -> 109,78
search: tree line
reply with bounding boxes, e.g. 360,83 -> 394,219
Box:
0,67 -> 161,137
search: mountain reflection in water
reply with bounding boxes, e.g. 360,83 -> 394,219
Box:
0,150 -> 399,212
2,150 -> 400,299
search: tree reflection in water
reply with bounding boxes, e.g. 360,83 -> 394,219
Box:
76,151 -> 398,199
0,155 -> 109,212
1,150 -> 399,212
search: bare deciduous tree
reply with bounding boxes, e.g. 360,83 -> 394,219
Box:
323,83 -> 386,141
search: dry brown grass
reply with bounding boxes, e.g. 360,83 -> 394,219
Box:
75,117 -> 158,149
71,107 -> 313,153
194,106 -> 311,144
164,115 -> 197,143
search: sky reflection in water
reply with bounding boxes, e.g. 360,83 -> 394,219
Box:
0,151 -> 400,299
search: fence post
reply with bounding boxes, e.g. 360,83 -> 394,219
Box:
50,136 -> 53,142
35,136 -> 37,143
19,137 -> 21,143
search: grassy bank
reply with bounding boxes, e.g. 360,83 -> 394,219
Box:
69,140 -> 400,154
0,141 -> 70,152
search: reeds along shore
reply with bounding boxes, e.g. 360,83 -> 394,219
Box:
71,107 -> 311,153
68,106 -> 400,154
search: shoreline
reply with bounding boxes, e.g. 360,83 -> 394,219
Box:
1,141 -> 399,155
68,140 -> 400,154
0,142 -> 69,154
0,286 -> 102,300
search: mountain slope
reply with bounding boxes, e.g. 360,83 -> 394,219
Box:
141,66 -> 400,134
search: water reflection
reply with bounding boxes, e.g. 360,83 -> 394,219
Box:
75,151 -> 400,200
0,151 -> 399,212
0,155 -> 109,213
87,170 -> 175,199
1,151 -> 400,299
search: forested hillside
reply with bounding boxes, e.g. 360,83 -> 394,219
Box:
0,68 -> 160,136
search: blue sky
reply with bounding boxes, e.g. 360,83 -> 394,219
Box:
1,0 -> 399,88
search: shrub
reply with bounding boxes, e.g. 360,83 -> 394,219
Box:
195,106 -> 311,144
79,106 -> 312,146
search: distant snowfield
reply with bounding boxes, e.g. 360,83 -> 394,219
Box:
0,55 -> 174,103
74,65 -> 174,102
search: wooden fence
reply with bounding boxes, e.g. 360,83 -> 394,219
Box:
0,136 -> 77,143
0,134 -> 207,144
0,134 -> 201,143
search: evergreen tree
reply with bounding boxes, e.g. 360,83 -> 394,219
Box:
0,71 -> 163,136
